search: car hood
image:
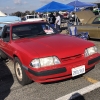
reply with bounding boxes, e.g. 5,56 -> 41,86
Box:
75,10 -> 95,24
13,34 -> 94,58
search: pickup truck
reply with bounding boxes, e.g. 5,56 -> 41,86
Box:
0,21 -> 100,86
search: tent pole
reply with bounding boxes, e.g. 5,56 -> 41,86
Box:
75,0 -> 76,25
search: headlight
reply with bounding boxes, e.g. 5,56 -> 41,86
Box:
30,56 -> 61,68
84,46 -> 97,57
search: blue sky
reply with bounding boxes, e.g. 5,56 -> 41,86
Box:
0,0 -> 98,14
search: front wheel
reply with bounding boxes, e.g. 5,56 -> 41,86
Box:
14,57 -> 32,86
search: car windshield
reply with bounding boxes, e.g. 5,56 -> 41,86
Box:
28,15 -> 37,19
12,23 -> 58,39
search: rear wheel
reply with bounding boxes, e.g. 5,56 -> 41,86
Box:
14,57 -> 32,86
87,34 -> 90,40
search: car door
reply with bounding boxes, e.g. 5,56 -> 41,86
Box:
86,24 -> 99,39
0,26 -> 13,58
92,16 -> 100,39
97,24 -> 100,38
77,24 -> 98,38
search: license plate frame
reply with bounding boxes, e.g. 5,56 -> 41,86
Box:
72,65 -> 85,77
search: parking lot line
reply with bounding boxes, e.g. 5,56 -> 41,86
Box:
83,76 -> 98,84
56,81 -> 100,100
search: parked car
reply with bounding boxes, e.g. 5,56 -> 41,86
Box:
22,15 -> 44,22
0,16 -> 21,36
75,10 -> 100,39
0,21 -> 100,86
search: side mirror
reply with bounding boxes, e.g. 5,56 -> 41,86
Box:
3,37 -> 10,42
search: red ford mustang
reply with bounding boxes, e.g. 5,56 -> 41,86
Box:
0,21 -> 100,85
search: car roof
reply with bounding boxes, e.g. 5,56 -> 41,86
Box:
0,16 -> 21,23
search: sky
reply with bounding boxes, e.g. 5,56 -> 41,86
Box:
0,0 -> 99,14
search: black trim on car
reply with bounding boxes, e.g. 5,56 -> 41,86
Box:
27,67 -> 66,76
88,56 -> 100,65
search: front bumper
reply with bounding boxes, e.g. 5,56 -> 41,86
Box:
28,67 -> 66,76
88,56 -> 100,65
23,55 -> 100,83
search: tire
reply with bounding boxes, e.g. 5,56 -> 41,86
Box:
87,32 -> 90,40
14,57 -> 32,86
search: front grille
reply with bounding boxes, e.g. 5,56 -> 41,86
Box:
61,54 -> 82,63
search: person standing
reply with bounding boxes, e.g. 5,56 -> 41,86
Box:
55,12 -> 61,32
48,12 -> 56,27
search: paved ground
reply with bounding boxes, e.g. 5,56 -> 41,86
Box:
0,38 -> 100,100
72,87 -> 100,100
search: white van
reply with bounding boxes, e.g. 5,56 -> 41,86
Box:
22,15 -> 44,22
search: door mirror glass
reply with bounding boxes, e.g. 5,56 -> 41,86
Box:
3,37 -> 10,42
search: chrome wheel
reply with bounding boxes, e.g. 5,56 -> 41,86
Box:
15,62 -> 22,81
14,57 -> 32,85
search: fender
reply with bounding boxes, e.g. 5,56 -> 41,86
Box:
13,50 -> 23,64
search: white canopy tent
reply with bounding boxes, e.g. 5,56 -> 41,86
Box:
0,11 -> 6,16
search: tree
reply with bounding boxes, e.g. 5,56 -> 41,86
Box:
12,11 -> 22,17
31,10 -> 35,15
25,10 -> 30,15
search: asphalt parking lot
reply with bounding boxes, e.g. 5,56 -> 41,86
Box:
0,38 -> 100,100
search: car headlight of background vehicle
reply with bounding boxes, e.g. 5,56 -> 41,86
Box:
84,46 -> 97,57
30,56 -> 61,68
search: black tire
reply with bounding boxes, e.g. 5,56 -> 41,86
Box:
87,35 -> 90,40
14,57 -> 32,86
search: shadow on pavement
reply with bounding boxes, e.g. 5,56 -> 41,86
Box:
0,59 -> 14,100
89,38 -> 100,41
69,92 -> 85,100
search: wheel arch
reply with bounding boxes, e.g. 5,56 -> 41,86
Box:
13,52 -> 23,64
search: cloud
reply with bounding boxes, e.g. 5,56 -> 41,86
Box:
6,6 -> 15,10
40,0 -> 67,4
13,0 -> 28,5
23,1 -> 28,4
13,0 -> 21,4
95,0 -> 100,3
40,0 -> 51,4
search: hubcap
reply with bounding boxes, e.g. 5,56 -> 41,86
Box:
15,62 -> 22,81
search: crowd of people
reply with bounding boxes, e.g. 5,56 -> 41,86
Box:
48,12 -> 61,32
46,11 -> 78,32
21,11 -> 79,32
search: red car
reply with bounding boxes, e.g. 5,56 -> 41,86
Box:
0,21 -> 100,86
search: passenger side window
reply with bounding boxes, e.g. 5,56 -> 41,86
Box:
92,17 -> 100,24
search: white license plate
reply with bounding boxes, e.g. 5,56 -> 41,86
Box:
72,65 -> 85,77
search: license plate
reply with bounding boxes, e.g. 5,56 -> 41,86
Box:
72,65 -> 85,77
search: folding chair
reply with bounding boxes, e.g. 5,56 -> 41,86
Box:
69,26 -> 88,40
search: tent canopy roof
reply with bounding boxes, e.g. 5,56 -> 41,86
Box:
67,0 -> 97,7
36,1 -> 74,12
0,11 -> 6,16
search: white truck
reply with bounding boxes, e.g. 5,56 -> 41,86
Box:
22,15 -> 44,22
